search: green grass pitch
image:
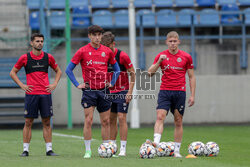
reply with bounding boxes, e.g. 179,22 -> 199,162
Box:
0,125 -> 249,167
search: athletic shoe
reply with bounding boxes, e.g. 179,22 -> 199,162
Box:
118,149 -> 126,156
174,152 -> 182,158
20,151 -> 29,157
112,154 -> 119,158
83,150 -> 92,158
46,150 -> 58,156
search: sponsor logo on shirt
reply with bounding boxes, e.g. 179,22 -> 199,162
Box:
93,61 -> 105,65
86,60 -> 93,66
32,62 -> 44,68
163,64 -> 183,71
89,52 -> 92,55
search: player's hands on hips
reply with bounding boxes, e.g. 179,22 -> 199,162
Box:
188,96 -> 195,107
105,82 -> 113,88
46,83 -> 57,93
125,92 -> 132,104
77,83 -> 89,89
158,54 -> 167,63
21,84 -> 33,93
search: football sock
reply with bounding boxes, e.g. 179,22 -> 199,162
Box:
46,142 -> 52,152
110,140 -> 116,143
153,133 -> 161,144
103,140 -> 109,143
23,143 -> 29,152
84,140 -> 91,151
120,140 -> 127,151
174,142 -> 181,153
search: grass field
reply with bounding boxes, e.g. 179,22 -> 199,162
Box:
0,125 -> 249,167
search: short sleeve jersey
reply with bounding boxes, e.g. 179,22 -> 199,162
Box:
71,43 -> 116,90
109,48 -> 133,93
14,51 -> 58,95
153,49 -> 194,91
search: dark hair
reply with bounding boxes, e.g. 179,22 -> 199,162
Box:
31,33 -> 44,41
101,31 -> 115,47
88,25 -> 104,34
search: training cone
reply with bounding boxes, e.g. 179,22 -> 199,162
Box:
185,154 -> 197,158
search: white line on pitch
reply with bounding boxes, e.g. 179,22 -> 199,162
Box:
53,132 -> 96,141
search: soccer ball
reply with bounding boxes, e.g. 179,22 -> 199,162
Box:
140,139 -> 156,148
156,142 -> 168,157
139,144 -> 156,159
109,141 -> 117,155
165,141 -> 175,156
188,141 -> 205,156
204,142 -> 219,157
98,143 -> 113,158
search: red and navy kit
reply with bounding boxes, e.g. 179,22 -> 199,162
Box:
107,48 -> 133,114
15,51 -> 58,118
153,49 -> 193,91
154,49 -> 193,115
15,51 -> 58,95
107,48 -> 133,93
71,43 -> 116,90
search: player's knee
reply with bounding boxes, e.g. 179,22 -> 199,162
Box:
174,117 -> 183,128
110,118 -> 117,126
118,114 -> 126,124
156,114 -> 165,122
43,122 -> 50,128
24,120 -> 33,128
101,117 -> 110,127
85,117 -> 93,127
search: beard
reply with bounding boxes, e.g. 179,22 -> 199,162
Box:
34,45 -> 43,51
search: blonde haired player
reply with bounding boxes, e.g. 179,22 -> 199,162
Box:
148,31 -> 196,158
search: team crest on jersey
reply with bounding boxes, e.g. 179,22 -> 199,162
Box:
177,57 -> 182,62
84,103 -> 88,107
24,110 -> 28,115
101,52 -> 106,57
89,52 -> 92,55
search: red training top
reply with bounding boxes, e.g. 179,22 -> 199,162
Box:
109,48 -> 133,93
153,49 -> 193,91
71,43 -> 116,90
14,51 -> 58,95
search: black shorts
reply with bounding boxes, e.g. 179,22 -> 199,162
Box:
81,88 -> 111,113
157,90 -> 186,116
24,94 -> 53,118
109,91 -> 129,114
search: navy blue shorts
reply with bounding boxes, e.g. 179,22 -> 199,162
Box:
24,94 -> 53,118
157,90 -> 186,116
109,91 -> 129,114
81,88 -> 111,113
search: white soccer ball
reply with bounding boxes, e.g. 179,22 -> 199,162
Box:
188,141 -> 205,156
165,141 -> 175,156
156,142 -> 168,157
108,141 -> 117,155
204,142 -> 219,157
98,143 -> 113,158
139,144 -> 156,159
